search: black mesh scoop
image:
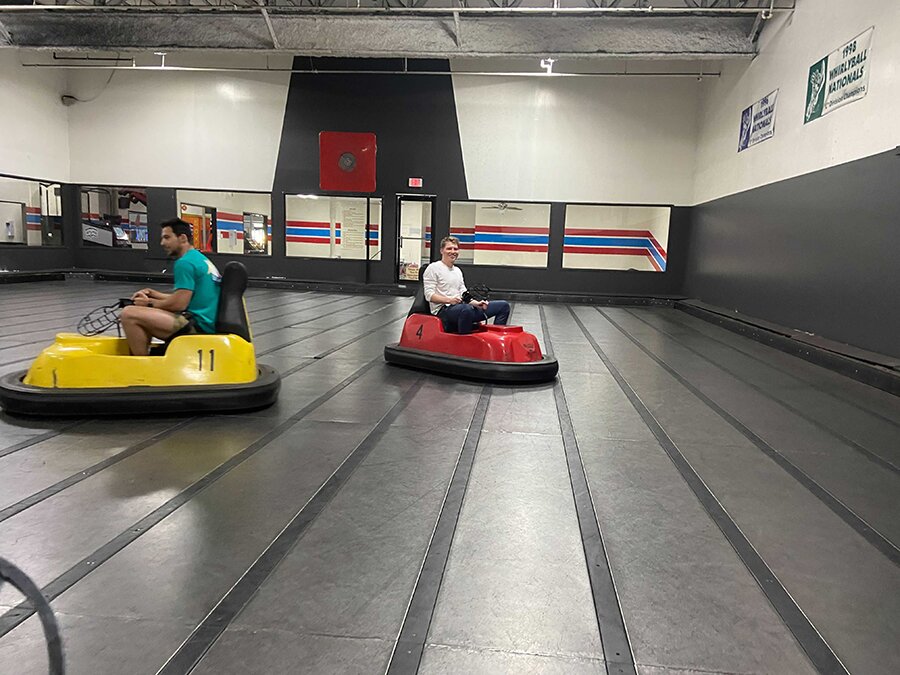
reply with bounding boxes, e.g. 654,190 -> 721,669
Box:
77,299 -> 133,337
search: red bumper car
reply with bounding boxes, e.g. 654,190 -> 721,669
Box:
384,287 -> 558,384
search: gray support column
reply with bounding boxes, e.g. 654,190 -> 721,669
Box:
269,192 -> 285,260
547,201 -> 566,272
145,188 -> 177,260
60,183 -> 82,262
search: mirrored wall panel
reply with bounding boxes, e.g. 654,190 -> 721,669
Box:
563,204 -> 670,272
285,195 -> 382,260
176,190 -> 272,255
449,201 -> 550,268
81,186 -> 148,249
1,175 -> 64,247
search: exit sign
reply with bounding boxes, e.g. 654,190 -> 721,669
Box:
408,177 -> 423,188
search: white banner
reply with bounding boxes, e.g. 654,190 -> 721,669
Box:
805,27 -> 874,124
738,89 -> 778,152
82,222 -> 113,247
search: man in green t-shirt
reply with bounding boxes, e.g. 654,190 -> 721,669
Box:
121,218 -> 222,355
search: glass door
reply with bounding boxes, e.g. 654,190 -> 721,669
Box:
396,195 -> 435,282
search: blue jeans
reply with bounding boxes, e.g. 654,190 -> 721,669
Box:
439,300 -> 510,335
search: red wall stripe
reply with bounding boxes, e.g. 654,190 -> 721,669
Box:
475,244 -> 548,253
476,225 -> 550,234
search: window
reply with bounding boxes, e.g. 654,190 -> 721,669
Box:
285,195 -> 382,260
242,213 -> 269,255
0,175 -> 63,247
81,186 -> 148,249
176,190 -> 273,255
398,197 -> 432,281
563,204 -> 670,272
449,201 -> 550,268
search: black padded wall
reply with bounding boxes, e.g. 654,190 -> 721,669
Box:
269,58 -> 689,296
684,147 -> 900,358
272,58 -> 469,285
0,241 -> 73,273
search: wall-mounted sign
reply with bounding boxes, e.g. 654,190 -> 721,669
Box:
738,89 -> 778,152
339,201 -> 367,257
408,178 -> 423,188
805,26 -> 874,124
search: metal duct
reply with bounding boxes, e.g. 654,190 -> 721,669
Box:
0,12 -> 760,58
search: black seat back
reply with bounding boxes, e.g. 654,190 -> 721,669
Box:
408,265 -> 432,316
215,261 -> 252,342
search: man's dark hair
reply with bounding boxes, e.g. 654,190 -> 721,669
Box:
160,218 -> 193,242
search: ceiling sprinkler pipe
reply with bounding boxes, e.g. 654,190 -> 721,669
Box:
0,3 -> 797,14
22,63 -> 723,78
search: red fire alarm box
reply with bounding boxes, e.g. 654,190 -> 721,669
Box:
319,131 -> 377,193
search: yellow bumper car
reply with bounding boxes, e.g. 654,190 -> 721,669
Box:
0,262 -> 280,416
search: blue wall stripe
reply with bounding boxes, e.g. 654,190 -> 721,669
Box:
286,227 -> 337,237
475,233 -> 549,245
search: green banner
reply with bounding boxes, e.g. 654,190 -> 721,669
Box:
805,27 -> 874,124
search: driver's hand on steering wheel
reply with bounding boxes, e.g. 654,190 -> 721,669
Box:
132,291 -> 151,306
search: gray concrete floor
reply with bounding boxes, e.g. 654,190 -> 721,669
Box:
0,280 -> 898,675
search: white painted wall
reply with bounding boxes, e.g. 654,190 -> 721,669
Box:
452,74 -> 701,206
4,6 -> 896,211
66,66 -> 290,191
0,51 -> 70,182
0,176 -> 39,208
693,0 -> 900,204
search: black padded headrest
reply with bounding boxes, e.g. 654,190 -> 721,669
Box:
408,264 -> 432,316
215,261 -> 252,342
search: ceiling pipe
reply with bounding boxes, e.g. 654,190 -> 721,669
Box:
21,63 -> 721,78
255,2 -> 282,50
748,0 -> 775,41
0,4 -> 796,15
52,51 -> 133,62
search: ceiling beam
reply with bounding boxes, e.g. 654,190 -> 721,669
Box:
0,13 -> 757,59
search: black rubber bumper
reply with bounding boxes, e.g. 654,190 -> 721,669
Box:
384,344 -> 558,384
0,365 -> 281,417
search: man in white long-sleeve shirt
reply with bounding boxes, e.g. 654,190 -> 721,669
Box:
422,236 -> 510,334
